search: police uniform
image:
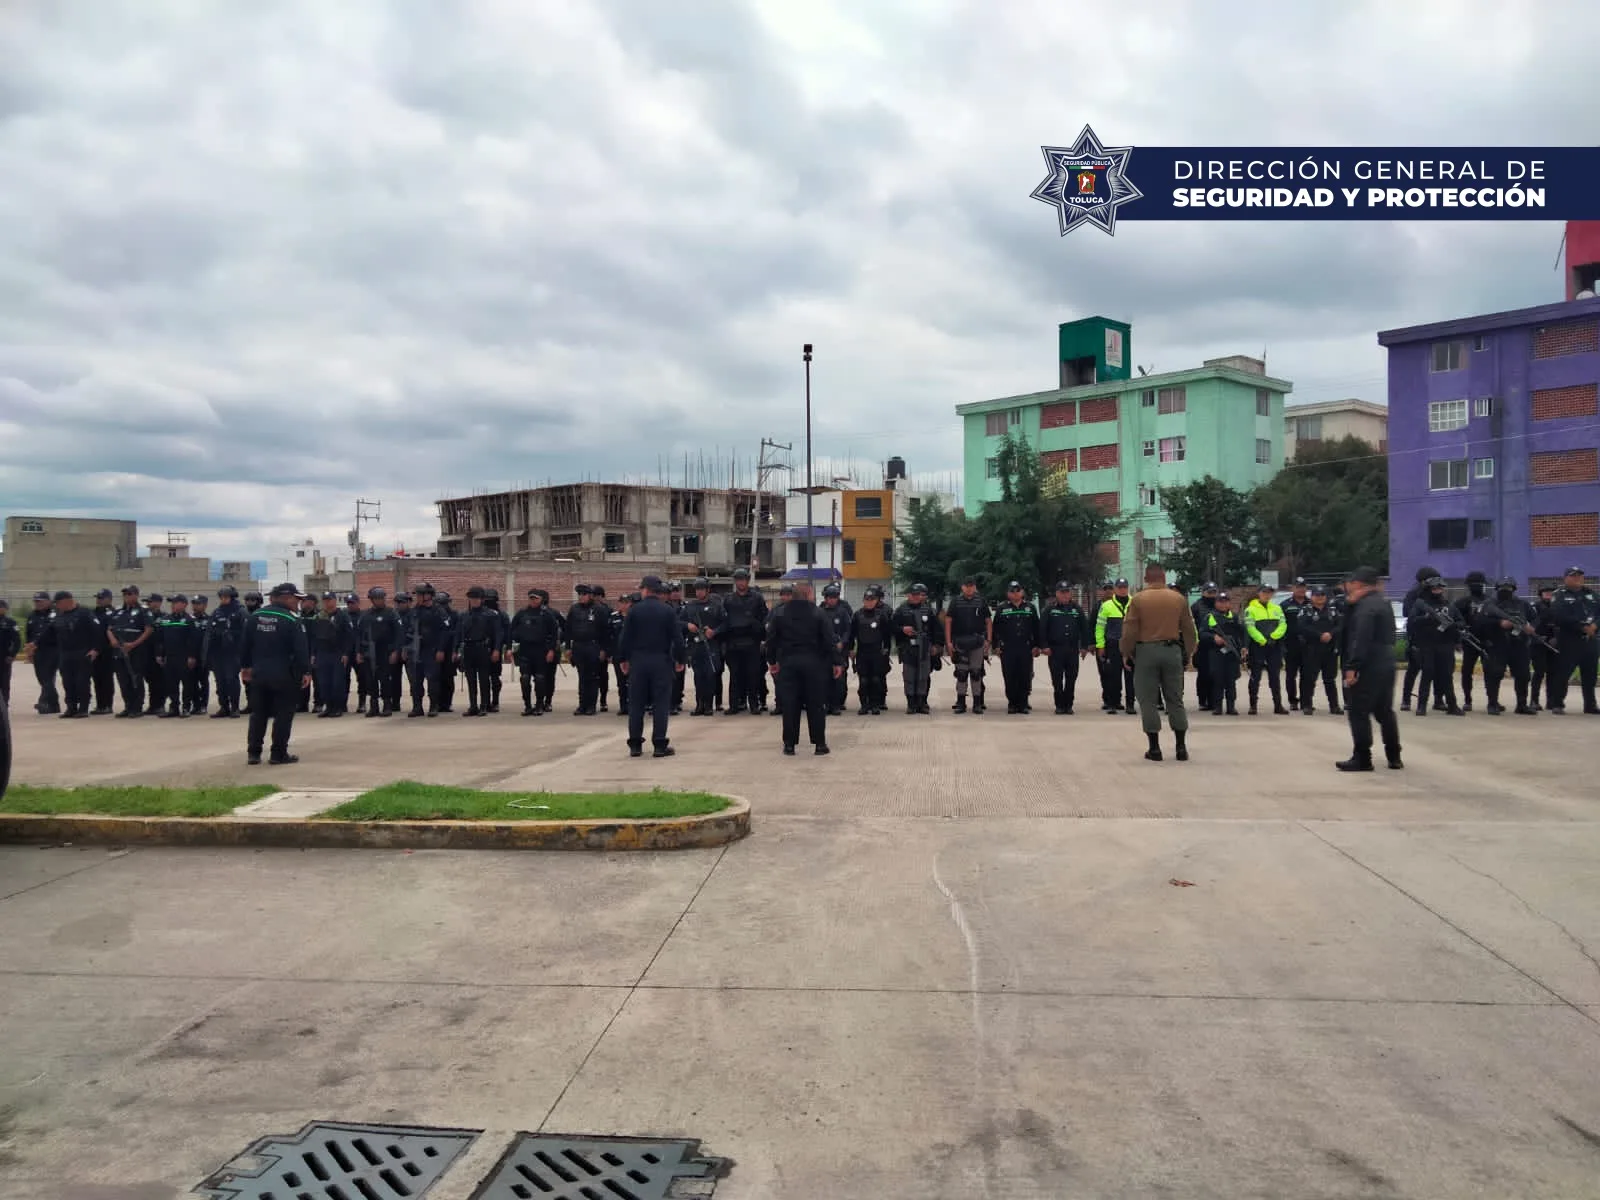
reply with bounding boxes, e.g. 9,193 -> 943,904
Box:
356,588 -> 402,717
1295,589 -> 1344,714
454,587 -> 505,716
25,594 -> 60,713
1281,581 -> 1309,710
607,594 -> 631,715
0,600 -> 20,705
991,584 -> 1041,713
155,596 -> 199,716
848,589 -> 892,714
1408,577 -> 1463,716
1452,571 -> 1491,712
510,591 -> 561,715
680,581 -> 722,715
1042,585 -> 1090,714
142,593 -> 169,713
1190,584 -> 1218,710
434,592 -> 458,712
944,582 -> 991,714
766,588 -> 842,754
714,571 -> 769,714
403,584 -> 451,716
1202,595 -> 1246,714
819,585 -> 853,714
1094,582 -> 1136,713
891,585 -> 943,713
590,586 -> 614,711
40,592 -> 100,717
89,589 -> 118,713
241,583 -> 311,764
106,588 -> 155,716
487,589 -> 511,712
187,595 -> 212,712
1243,587 -> 1289,714
1547,567 -> 1599,714
1399,566 -> 1439,711
307,593 -> 357,717
1477,578 -> 1538,714
564,586 -> 611,714
617,576 -> 686,756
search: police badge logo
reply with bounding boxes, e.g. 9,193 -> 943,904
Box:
1030,125 -> 1144,237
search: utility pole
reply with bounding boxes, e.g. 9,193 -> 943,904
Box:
802,344 -> 814,587
750,438 -> 792,578
349,498 -> 381,560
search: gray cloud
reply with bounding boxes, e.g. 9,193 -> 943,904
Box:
2,0 -> 1596,566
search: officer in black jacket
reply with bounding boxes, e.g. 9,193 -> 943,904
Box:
89,589 -> 117,713
24,593 -> 60,714
819,584 -> 853,715
206,586 -> 247,718
766,581 -> 843,755
1452,570 -> 1491,712
1189,583 -> 1218,710
1399,564 -> 1439,711
1477,577 -> 1538,715
485,588 -> 510,713
510,589 -> 561,716
1296,586 -> 1344,714
1547,565 -> 1599,714
40,592 -> 100,718
607,593 -> 630,716
155,595 -> 199,717
307,592 -> 356,718
106,586 -> 154,717
1281,578 -> 1309,710
1042,582 -> 1090,714
452,586 -> 504,716
617,575 -> 686,757
0,599 -> 19,705
564,585 -> 611,715
714,568 -> 769,714
992,582 -> 1042,714
1408,576 -> 1463,716
1336,568 -> 1402,771
848,587 -> 892,715
241,582 -> 311,764
356,587 -> 402,717
944,577 -> 991,715
402,583 -> 450,717
1529,584 -> 1557,711
342,593 -> 365,709
681,579 -> 722,716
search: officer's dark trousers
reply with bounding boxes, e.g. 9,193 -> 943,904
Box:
597,654 -> 610,707
1550,637 -> 1599,711
1416,644 -> 1458,711
143,654 -> 164,713
614,660 -> 631,713
690,645 -> 717,711
571,642 -> 603,711
1459,641 -> 1483,705
1485,641 -> 1530,709
246,680 -> 298,757
1100,642 -> 1133,709
1402,645 -> 1422,704
59,654 -> 92,715
725,641 -> 762,712
113,649 -> 146,713
1346,667 -> 1401,764
163,660 -> 196,714
855,647 -> 889,709
408,657 -> 442,712
627,654 -> 673,749
91,650 -> 115,711
1210,648 -> 1241,712
709,645 -> 725,707
671,662 -> 685,710
438,658 -> 456,710
313,654 -> 346,714
1000,647 -> 1033,709
517,658 -> 539,711
1284,641 -> 1303,708
1047,647 -> 1080,710
0,657 -> 11,704
211,650 -> 241,714
189,659 -> 209,712
829,651 -> 848,711
1530,643 -> 1551,707
778,656 -> 828,747
381,657 -> 403,711
538,660 -> 557,708
1247,641 -> 1284,708
1193,642 -> 1213,709
1299,642 -> 1340,710
33,650 -> 60,712
460,645 -> 493,711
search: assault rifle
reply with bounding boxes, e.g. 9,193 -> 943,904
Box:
1481,597 -> 1558,653
1427,603 -> 1487,657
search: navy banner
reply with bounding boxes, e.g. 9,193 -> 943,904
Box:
1030,127 -> 1600,235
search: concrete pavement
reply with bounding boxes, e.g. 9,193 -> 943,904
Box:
3,669 -> 1600,1197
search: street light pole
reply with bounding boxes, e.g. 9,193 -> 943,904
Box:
803,344 -> 814,587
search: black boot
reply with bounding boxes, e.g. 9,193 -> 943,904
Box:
1144,732 -> 1162,762
1336,755 -> 1375,772
1386,750 -> 1404,770
1174,732 -> 1188,762
952,698 -> 967,713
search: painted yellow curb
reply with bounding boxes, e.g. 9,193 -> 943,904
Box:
0,797 -> 749,851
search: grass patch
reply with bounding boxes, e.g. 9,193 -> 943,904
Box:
1,784 -> 278,817
320,781 -> 731,823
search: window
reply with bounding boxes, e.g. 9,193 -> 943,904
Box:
603,532 -> 625,552
1474,396 -> 1494,418
1473,519 -> 1494,541
1138,485 -> 1159,508
1472,334 -> 1487,351
907,497 -> 922,515
1428,399 -> 1469,432
1141,389 -> 1156,408
1255,438 -> 1272,465
796,540 -> 814,564
1159,436 -> 1186,463
1428,518 -> 1469,551
985,457 -> 1000,478
551,532 -> 582,551
853,496 -> 882,520
19,519 -> 43,534
669,533 -> 701,554
1294,415 -> 1323,440
1142,439 -> 1156,458
295,549 -> 306,558
1158,536 -> 1178,555
1009,409 -> 1021,426
1428,459 -> 1469,490
841,538 -> 856,564
882,538 -> 895,562
985,412 -> 1007,436
1255,388 -> 1271,417
1473,457 -> 1495,480
1431,341 -> 1465,372
1158,387 -> 1186,414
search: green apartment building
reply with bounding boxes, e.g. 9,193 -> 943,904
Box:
957,317 -> 1293,575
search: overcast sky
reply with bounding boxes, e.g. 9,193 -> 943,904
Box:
2,0 -> 1596,563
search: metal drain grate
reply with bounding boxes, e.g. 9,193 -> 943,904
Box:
472,1134 -> 727,1200
195,1120 -> 478,1200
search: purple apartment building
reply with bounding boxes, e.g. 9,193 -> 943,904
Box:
1379,295 -> 1600,589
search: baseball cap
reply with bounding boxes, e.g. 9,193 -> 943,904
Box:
33,591 -> 49,601
1007,580 -> 1023,590
96,588 -> 113,599
52,590 -> 72,602
640,575 -> 664,592
1054,580 -> 1071,591
1114,578 -> 1129,588
269,582 -> 300,598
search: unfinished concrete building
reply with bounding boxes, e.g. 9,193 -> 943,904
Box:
433,483 -> 785,577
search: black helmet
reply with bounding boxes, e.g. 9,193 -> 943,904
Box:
1497,576 -> 1517,591
822,584 -> 841,597
863,585 -> 882,599
1465,570 -> 1487,584
396,591 -> 412,602
909,583 -> 928,594
1425,575 -> 1445,589
733,567 -> 750,580
244,591 -> 263,603
485,588 -> 499,601
368,586 -> 387,599
190,594 -> 207,605
217,585 -> 238,599
592,585 -> 606,598
1415,564 -> 1439,582
436,591 -> 450,603
466,586 -> 486,599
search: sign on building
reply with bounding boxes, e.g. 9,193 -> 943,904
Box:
1105,327 -> 1124,369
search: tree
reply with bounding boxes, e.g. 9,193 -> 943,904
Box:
1159,475 -> 1268,589
893,496 -> 974,604
1254,436 -> 1389,575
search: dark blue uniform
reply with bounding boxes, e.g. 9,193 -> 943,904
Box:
357,604 -> 403,716
106,601 -> 155,716
715,587 -> 769,713
0,606 -> 20,705
564,598 -> 612,715
206,600 -> 248,716
308,606 -> 357,716
765,597 -> 841,752
240,600 -> 311,761
403,601 -> 451,716
617,594 -> 686,753
510,602 -> 561,715
1042,599 -> 1090,713
155,608 -> 200,716
453,601 -> 505,715
40,603 -> 101,717
25,603 -> 60,713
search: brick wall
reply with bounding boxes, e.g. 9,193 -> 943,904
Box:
1080,443 -> 1120,471
1040,449 -> 1077,471
1084,492 -> 1120,515
1095,540 -> 1120,563
1530,513 -> 1600,547
1079,397 -> 1118,424
1530,448 -> 1600,486
1532,318 -> 1599,359
1531,382 -> 1599,421
1040,402 -> 1076,429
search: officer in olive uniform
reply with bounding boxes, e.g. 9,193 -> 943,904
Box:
944,577 -> 991,715
1042,582 -> 1090,714
992,582 -> 1042,713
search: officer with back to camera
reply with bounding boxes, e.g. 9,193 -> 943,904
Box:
617,575 -> 686,758
944,576 -> 991,715
819,584 -> 853,715
24,593 -> 60,715
766,579 -> 843,755
240,582 -> 311,766
39,592 -> 99,718
1336,567 -> 1403,772
1042,581 -> 1091,714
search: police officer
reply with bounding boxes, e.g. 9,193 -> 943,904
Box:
1529,584 -> 1557,711
608,591 -> 631,716
24,593 -> 60,714
243,590 -> 263,615
1042,582 -> 1090,714
849,586 -> 892,715
713,568 -> 768,714
1094,579 -> 1135,714
508,589 -> 558,716
403,583 -> 451,716
617,575 -> 686,757
1281,578 -> 1309,711
1336,567 -> 1404,772
819,584 -> 853,715
241,582 -> 311,765
453,586 -> 504,716
1399,565 -> 1439,711
1547,565 -> 1599,715
201,586 -> 245,719
1190,582 -> 1218,710
1409,576 -> 1464,716
187,593 -> 212,714
765,582 -> 795,720
992,582 -> 1042,713
944,577 -> 991,715
590,585 -> 614,712
665,583 -> 690,714
433,591 -> 458,712
40,592 -> 100,718
89,589 -> 117,714
565,585 -> 610,715
106,586 -> 154,716
1296,586 -> 1344,715
681,579 -> 722,715
156,594 -> 199,717
892,583 -> 943,713
485,588 -> 510,713
1479,577 -> 1538,715
766,580 -> 842,755
142,593 -> 169,714
1243,584 -> 1290,715
342,593 -> 365,708
294,592 -> 319,711
356,587 -> 402,717
0,599 -> 19,705
1202,591 -> 1246,715
1453,570 -> 1491,712
537,589 -> 562,712
391,591 -> 414,712
311,591 -> 357,717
